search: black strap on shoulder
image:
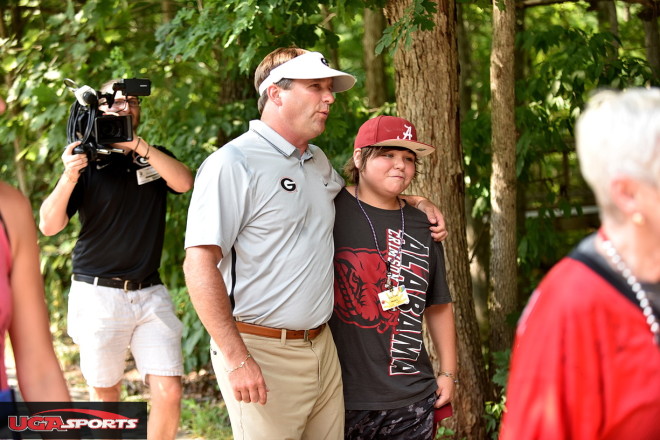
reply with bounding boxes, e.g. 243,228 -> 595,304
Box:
569,247 -> 643,312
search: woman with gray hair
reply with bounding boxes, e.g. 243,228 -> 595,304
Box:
500,88 -> 660,440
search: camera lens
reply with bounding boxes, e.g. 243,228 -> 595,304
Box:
99,119 -> 122,137
94,115 -> 133,144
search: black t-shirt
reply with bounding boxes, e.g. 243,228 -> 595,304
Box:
329,188 -> 452,410
66,147 -> 176,282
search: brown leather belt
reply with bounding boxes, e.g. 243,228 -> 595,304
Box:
235,321 -> 325,341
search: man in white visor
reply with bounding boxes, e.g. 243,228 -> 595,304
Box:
184,47 -> 445,439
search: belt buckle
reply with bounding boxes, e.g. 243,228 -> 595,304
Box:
303,329 -> 310,342
123,280 -> 130,292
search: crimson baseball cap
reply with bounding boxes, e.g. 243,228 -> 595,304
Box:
354,115 -> 435,157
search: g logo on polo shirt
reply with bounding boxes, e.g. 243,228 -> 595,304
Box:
134,155 -> 149,167
280,177 -> 297,192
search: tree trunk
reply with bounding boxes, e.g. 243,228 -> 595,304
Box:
363,7 -> 388,109
590,0 -> 619,55
161,0 -> 175,22
457,4 -> 472,121
384,1 -> 487,438
640,7 -> 660,78
466,195 -> 490,332
593,0 -> 619,36
457,3 -> 490,334
321,5 -> 341,69
489,0 -> 518,353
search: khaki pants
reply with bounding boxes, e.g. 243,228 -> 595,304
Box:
211,325 -> 344,440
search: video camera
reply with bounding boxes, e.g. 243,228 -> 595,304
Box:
65,78 -> 151,161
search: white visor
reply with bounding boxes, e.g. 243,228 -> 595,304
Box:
258,51 -> 356,95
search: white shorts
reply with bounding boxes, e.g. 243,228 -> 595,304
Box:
67,279 -> 184,388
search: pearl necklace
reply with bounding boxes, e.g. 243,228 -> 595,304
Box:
601,238 -> 660,346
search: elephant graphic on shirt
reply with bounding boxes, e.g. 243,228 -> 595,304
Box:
333,247 -> 400,334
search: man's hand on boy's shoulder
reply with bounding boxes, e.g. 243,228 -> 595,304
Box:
415,198 -> 447,242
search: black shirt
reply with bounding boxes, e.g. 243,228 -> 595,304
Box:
329,188 -> 452,410
66,147 -> 176,282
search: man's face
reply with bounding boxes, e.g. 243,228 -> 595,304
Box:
98,90 -> 140,130
276,77 -> 335,143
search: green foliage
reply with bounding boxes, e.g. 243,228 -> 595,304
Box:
462,110 -> 492,219
155,1 -> 366,76
484,349 -> 510,439
180,398 -> 233,439
461,2 -> 656,299
435,426 -> 457,439
517,23 -> 652,291
40,226 -> 76,336
375,0 -> 437,56
172,286 -> 210,373
490,349 -> 511,389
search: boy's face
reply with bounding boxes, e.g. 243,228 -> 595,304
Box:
358,147 -> 417,198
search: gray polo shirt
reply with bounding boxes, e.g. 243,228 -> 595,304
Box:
185,120 -> 344,329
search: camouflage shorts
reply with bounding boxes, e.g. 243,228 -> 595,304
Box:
345,392 -> 436,440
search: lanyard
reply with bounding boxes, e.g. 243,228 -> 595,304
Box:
354,185 -> 405,290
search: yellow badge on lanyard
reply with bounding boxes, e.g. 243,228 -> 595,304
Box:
378,285 -> 410,311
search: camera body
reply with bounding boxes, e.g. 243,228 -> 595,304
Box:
94,114 -> 135,145
67,78 -> 151,160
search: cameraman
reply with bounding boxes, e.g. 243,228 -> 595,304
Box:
39,80 -> 193,440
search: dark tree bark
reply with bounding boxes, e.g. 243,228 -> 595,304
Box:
161,0 -> 175,22
363,7 -> 388,109
640,6 -> 660,78
489,0 -> 518,354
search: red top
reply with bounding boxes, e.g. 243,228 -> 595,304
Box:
500,254 -> 660,440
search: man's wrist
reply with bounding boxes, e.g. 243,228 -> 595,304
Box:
63,170 -> 78,184
225,352 -> 252,374
400,194 -> 424,208
135,137 -> 151,160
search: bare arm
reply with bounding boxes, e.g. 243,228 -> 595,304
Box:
39,141 -> 87,236
425,303 -> 457,407
183,245 -> 268,404
116,136 -> 193,193
1,182 -> 70,401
